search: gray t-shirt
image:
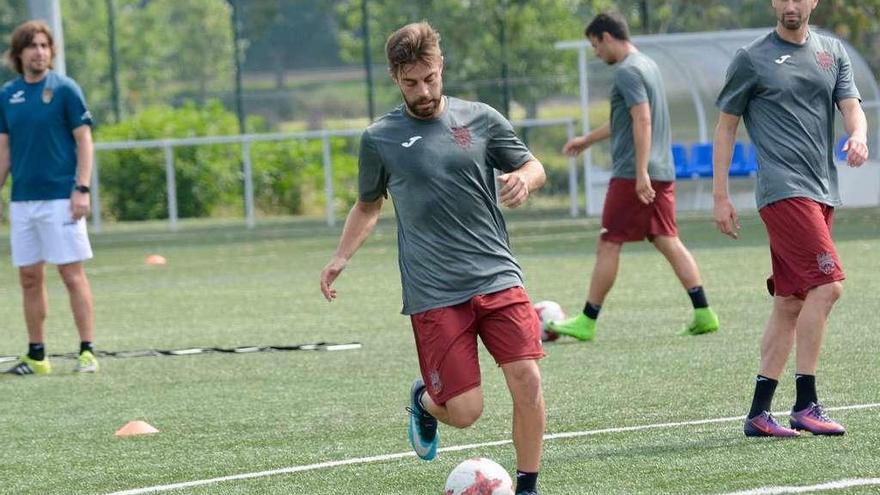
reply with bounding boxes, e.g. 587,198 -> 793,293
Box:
359,96 -> 534,315
610,51 -> 674,181
716,30 -> 861,209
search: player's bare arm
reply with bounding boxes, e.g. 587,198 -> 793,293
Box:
70,125 -> 93,220
712,112 -> 742,239
498,159 -> 546,209
630,102 -> 655,205
562,122 -> 610,156
838,98 -> 869,167
320,197 -> 384,301
0,133 -> 9,188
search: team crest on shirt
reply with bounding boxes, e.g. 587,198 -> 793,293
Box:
429,370 -> 443,394
41,87 -> 53,104
451,126 -> 472,150
816,252 -> 836,275
815,51 -> 834,71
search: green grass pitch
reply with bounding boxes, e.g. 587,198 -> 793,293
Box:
1,208 -> 878,494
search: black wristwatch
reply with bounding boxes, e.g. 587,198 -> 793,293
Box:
73,184 -> 90,194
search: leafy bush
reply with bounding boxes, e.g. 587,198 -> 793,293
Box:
95,101 -> 358,220
95,101 -> 240,220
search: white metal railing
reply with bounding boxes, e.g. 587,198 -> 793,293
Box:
91,119 -> 580,232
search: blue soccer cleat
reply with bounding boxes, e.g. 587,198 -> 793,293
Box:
407,378 -> 439,460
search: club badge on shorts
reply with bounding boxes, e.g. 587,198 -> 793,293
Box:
41,87 -> 53,104
817,252 -> 836,275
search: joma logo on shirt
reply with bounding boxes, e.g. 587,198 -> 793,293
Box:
774,55 -> 792,65
401,135 -> 422,148
9,90 -> 24,104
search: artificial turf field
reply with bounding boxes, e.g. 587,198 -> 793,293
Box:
1,207 -> 878,495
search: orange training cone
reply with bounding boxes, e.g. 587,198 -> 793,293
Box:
115,420 -> 160,437
145,254 -> 167,265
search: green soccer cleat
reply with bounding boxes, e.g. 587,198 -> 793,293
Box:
5,355 -> 52,376
74,350 -> 99,373
679,307 -> 720,336
546,313 -> 597,342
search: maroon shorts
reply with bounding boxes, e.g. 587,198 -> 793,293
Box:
409,286 -> 544,405
759,197 -> 845,299
601,178 -> 678,243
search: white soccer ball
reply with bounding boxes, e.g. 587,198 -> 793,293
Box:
444,457 -> 513,495
533,300 -> 565,342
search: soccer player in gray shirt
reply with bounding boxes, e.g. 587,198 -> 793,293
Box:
714,0 -> 869,437
549,12 -> 719,342
320,22 -> 547,495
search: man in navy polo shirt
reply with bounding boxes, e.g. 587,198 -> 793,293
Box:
0,20 -> 98,375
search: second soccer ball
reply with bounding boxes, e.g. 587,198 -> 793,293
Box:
533,300 -> 565,342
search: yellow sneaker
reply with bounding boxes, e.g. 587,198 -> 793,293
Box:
74,350 -> 99,373
5,355 -> 52,376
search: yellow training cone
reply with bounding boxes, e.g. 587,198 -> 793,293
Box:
115,420 -> 160,437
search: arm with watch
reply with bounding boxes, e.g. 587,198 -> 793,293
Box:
70,124 -> 94,221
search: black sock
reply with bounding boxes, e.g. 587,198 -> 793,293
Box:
415,386 -> 429,415
80,341 -> 94,354
27,343 -> 45,361
687,286 -> 709,309
515,470 -> 538,494
582,302 -> 601,320
794,374 -> 817,412
748,375 -> 778,419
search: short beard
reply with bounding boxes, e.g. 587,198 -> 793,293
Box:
405,96 -> 441,119
780,15 -> 804,30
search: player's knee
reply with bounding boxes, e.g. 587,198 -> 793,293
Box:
447,399 -> 483,428
18,269 -> 43,290
59,267 -> 87,290
596,239 -> 622,254
776,296 -> 803,319
509,364 -> 542,389
818,281 -> 843,304
506,363 -> 543,406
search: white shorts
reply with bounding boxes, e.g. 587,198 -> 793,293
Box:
9,199 -> 93,267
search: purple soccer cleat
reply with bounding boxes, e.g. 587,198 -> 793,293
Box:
744,411 -> 800,437
790,402 -> 846,436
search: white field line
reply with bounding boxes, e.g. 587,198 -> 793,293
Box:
106,402 -> 880,495
719,478 -> 880,495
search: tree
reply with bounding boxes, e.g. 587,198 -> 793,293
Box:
335,0 -> 585,118
58,0 -> 235,125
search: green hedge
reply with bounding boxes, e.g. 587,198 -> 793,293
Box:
95,101 -> 358,221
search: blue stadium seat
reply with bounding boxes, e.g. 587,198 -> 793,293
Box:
689,143 -> 713,178
835,135 -> 848,161
729,141 -> 756,176
747,144 -> 759,172
672,143 -> 689,179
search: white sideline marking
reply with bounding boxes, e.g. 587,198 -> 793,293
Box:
106,402 -> 880,495
719,478 -> 880,495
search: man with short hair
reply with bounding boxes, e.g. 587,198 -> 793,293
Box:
549,12 -> 719,341
713,0 -> 868,437
0,20 -> 98,375
320,21 -> 546,495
